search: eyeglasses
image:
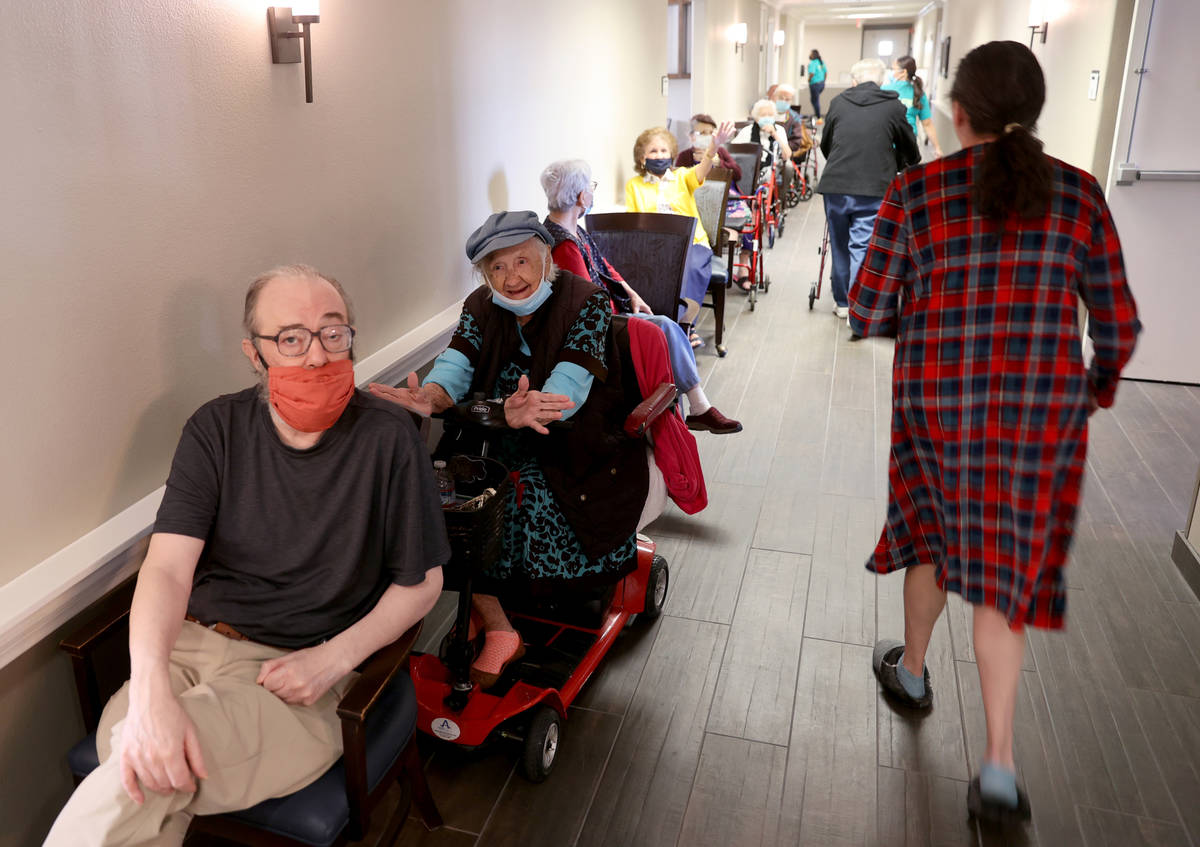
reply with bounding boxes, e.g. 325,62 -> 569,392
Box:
253,324 -> 355,357
590,180 -> 598,191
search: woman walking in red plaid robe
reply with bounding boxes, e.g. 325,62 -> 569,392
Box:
850,41 -> 1141,824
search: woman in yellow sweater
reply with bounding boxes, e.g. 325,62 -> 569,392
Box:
623,122 -> 733,345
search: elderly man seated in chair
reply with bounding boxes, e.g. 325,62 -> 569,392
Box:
44,265 -> 448,847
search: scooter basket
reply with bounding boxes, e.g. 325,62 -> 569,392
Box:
440,455 -> 509,586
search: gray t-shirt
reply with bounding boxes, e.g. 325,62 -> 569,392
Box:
154,387 -> 450,648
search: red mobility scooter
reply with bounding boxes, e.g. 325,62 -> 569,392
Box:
408,341 -> 675,782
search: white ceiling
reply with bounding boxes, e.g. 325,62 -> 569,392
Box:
779,0 -> 931,26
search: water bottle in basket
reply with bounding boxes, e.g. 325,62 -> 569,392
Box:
433,459 -> 456,505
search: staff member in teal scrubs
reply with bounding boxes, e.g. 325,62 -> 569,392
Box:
883,54 -> 943,158
807,49 -> 827,119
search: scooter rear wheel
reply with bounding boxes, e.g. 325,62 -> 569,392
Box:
521,706 -> 562,783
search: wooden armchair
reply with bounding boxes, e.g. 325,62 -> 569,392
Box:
60,579 -> 441,847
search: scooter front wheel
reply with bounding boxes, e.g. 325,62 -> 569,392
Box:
641,556 -> 669,621
521,706 -> 562,783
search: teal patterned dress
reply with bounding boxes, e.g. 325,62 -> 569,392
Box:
444,288 -> 638,594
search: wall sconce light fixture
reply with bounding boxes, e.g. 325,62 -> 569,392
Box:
1027,0 -> 1049,47
728,23 -> 748,59
773,29 -> 786,47
269,3 -> 321,103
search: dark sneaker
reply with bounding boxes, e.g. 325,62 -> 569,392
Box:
967,777 -> 1032,825
872,639 -> 933,710
686,407 -> 743,434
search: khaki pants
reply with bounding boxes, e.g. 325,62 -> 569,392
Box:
44,622 -> 354,847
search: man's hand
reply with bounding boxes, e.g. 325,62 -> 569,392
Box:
257,641 -> 351,707
504,374 -> 574,435
369,372 -> 433,417
119,677 -> 208,804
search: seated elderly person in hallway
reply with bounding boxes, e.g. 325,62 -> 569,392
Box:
624,122 -> 735,346
44,265 -> 448,847
540,158 -> 741,435
817,57 -> 920,319
674,113 -> 743,188
371,212 -> 651,689
732,98 -> 792,169
773,84 -> 814,161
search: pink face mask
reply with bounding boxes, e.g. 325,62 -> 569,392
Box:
267,359 -> 355,432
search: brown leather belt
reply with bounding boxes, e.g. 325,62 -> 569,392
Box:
185,614 -> 252,642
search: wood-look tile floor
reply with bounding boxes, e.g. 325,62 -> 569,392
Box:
390,201 -> 1200,847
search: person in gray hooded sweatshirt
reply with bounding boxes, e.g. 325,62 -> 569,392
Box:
818,57 -> 920,318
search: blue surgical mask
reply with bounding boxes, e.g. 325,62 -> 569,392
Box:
774,100 -> 790,113
756,115 -> 776,128
490,260 -> 554,315
643,157 -> 671,176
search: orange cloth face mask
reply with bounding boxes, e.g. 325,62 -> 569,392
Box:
267,359 -> 355,433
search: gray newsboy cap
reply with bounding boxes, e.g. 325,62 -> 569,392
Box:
465,210 -> 552,263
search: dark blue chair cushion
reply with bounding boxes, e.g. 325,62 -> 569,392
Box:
68,671 -> 418,847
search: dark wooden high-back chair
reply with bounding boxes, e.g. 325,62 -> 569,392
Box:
726,142 -> 763,197
60,578 -> 441,847
583,212 -> 695,320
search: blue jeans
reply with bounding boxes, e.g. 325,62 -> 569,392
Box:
823,193 -> 883,308
809,81 -> 825,118
632,313 -> 700,392
680,242 -> 713,320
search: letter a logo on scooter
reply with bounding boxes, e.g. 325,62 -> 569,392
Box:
432,717 -> 461,741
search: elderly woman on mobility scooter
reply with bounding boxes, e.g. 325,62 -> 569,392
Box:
370,211 -> 649,690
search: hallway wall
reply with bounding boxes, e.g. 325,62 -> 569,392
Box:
0,2 -> 667,842
692,0 -> 766,122
0,0 -> 667,590
799,23 -> 862,86
934,0 -> 1134,178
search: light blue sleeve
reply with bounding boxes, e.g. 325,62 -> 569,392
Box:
541,361 -> 594,421
422,347 -> 474,403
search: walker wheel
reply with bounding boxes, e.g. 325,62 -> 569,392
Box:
808,284 -> 817,310
521,707 -> 561,783
800,185 -> 814,201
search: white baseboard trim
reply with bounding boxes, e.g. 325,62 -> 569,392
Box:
0,303 -> 461,670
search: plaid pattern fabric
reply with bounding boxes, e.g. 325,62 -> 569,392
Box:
849,146 -> 1140,628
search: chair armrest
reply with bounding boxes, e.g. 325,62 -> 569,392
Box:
624,382 -> 677,439
336,621 -> 422,723
59,578 -> 136,658
336,620 -> 422,839
60,578 -> 137,734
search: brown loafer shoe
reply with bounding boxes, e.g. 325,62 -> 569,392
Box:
685,407 -> 743,434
